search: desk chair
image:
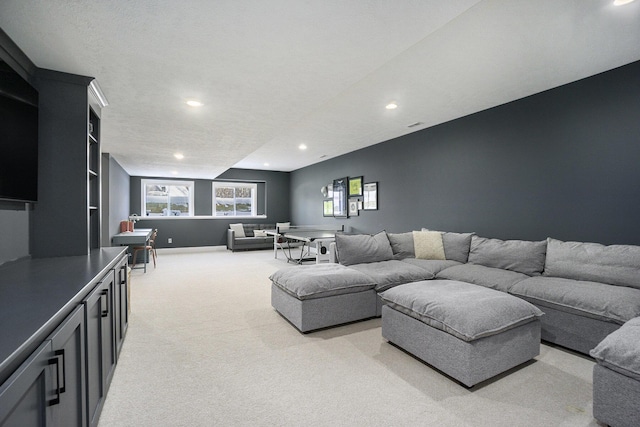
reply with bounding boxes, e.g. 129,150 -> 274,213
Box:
132,228 -> 157,269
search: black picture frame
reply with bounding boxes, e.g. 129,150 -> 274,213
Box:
349,176 -> 363,197
348,198 -> 360,216
363,182 -> 378,210
333,177 -> 348,218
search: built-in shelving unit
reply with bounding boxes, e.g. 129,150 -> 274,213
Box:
88,106 -> 100,250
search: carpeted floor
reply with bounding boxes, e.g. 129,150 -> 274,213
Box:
98,246 -> 601,427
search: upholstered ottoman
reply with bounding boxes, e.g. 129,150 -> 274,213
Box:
270,264 -> 377,333
380,280 -> 543,387
590,317 -> 640,427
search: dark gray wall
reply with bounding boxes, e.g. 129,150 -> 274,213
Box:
129,168 -> 290,248
102,154 -> 130,245
291,60 -> 640,245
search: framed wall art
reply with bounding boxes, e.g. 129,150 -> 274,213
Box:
323,199 -> 334,217
348,198 -> 360,216
363,182 -> 378,210
348,176 -> 363,197
333,177 -> 348,218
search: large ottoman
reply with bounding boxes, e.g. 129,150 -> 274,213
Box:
270,264 -> 377,333
380,280 -> 543,387
590,317 -> 640,427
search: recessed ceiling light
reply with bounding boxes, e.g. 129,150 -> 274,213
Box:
299,144 -> 307,150
263,162 -> 270,167
614,0 -> 635,5
186,100 -> 203,107
171,171 -> 178,175
174,153 -> 184,160
386,102 -> 398,110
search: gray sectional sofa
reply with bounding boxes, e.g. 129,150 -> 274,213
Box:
270,229 -> 640,395
226,223 -> 275,252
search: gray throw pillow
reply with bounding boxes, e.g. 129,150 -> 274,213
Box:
386,232 -> 415,260
422,229 -> 473,263
335,231 -> 394,266
468,236 -> 547,276
544,238 -> 640,289
590,317 -> 640,381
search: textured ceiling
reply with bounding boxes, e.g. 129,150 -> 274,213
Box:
1,0 -> 639,179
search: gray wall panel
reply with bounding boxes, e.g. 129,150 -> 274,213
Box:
291,60 -> 640,245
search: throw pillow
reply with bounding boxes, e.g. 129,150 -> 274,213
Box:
229,223 -> 245,238
386,232 -> 415,259
276,222 -> 290,232
422,228 -> 474,263
254,230 -> 268,237
412,230 -> 445,260
334,231 -> 394,266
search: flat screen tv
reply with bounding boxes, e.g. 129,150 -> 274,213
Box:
0,59 -> 38,202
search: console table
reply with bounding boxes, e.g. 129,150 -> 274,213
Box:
112,228 -> 153,272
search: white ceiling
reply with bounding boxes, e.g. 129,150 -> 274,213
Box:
1,0 -> 639,179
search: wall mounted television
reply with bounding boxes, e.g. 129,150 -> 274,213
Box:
0,59 -> 38,202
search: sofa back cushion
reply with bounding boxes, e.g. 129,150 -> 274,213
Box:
544,238 -> 640,289
468,236 -> 547,276
386,232 -> 415,260
335,231 -> 394,266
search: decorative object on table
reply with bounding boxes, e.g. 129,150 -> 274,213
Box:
323,199 -> 334,217
348,176 -> 363,197
363,182 -> 378,210
349,198 -> 360,216
333,177 -> 348,218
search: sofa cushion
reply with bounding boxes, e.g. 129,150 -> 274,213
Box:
590,317 -> 640,381
401,258 -> 462,277
380,280 -> 543,342
413,231 -> 445,260
349,260 -> 434,292
229,223 -> 246,238
510,276 -> 640,324
468,236 -> 547,276
253,230 -> 268,237
544,238 -> 640,290
422,229 -> 474,263
387,232 -> 415,260
436,264 -> 529,293
269,264 -> 376,300
335,231 -> 394,266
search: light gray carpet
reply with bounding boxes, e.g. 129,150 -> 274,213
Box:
98,246 -> 601,427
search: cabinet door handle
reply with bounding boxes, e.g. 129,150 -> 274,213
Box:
101,289 -> 109,317
120,265 -> 127,284
55,349 -> 66,393
47,357 -> 61,406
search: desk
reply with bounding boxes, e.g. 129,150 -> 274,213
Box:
112,228 -> 153,272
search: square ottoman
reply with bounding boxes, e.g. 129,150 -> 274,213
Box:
590,317 -> 640,427
270,264 -> 377,333
380,280 -> 543,387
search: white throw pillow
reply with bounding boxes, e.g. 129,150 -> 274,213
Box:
229,223 -> 246,238
254,230 -> 267,237
413,230 -> 445,260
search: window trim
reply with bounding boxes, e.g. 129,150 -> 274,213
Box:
141,179 -> 195,217
212,181 -> 258,217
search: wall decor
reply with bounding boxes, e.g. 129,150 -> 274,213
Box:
363,182 -> 378,210
349,176 -> 363,197
327,183 -> 333,198
323,199 -> 334,217
348,198 -> 359,216
333,177 -> 348,218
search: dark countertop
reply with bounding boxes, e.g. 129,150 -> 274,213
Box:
0,247 -> 127,384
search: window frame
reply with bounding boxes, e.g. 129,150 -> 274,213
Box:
212,181 -> 258,217
141,179 -> 195,217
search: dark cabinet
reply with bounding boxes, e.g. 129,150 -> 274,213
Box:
0,305 -> 86,427
84,270 -> 116,427
114,259 -> 129,356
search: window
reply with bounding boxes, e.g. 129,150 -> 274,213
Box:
213,182 -> 257,217
142,180 -> 194,216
